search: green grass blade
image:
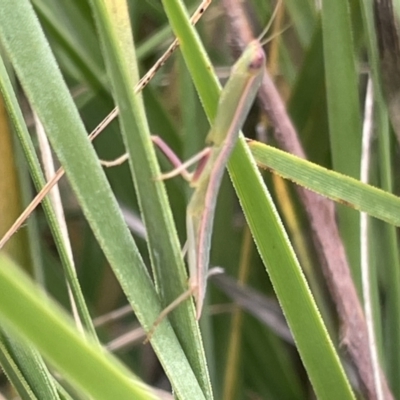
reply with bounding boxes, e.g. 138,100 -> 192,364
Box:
32,0 -> 108,91
0,1 -> 206,398
0,254 -> 158,400
288,23 -> 329,165
361,1 -> 400,394
159,0 -> 355,398
161,0 -> 221,118
229,142 -> 356,400
0,339 -> 38,400
0,328 -> 60,400
249,140 -> 400,226
321,0 -> 362,287
88,1 -> 211,397
284,0 -> 316,46
0,35 -> 96,340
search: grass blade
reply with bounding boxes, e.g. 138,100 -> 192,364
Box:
0,254 -> 158,400
321,0 -> 362,287
88,1 -> 211,396
249,140 -> 400,226
0,0 -> 207,397
158,0 -> 355,398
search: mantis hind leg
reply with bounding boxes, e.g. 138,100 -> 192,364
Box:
144,268 -> 224,342
144,287 -> 195,343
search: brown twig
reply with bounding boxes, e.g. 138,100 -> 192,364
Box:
221,0 -> 393,398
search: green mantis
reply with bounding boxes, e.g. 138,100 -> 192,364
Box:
102,38 -> 267,328
149,40 -> 266,331
149,0 -> 287,327
186,41 -> 266,319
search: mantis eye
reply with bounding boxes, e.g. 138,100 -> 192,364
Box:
249,49 -> 265,71
248,43 -> 266,72
247,40 -> 265,72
